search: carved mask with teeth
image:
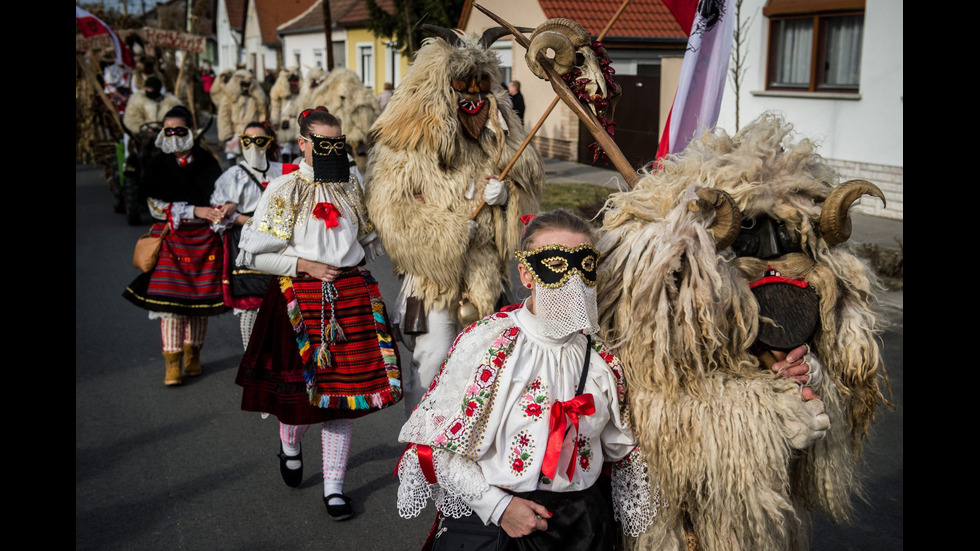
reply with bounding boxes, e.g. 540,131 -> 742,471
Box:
451,73 -> 492,140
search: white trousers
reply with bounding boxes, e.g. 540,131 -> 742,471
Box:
401,308 -> 458,417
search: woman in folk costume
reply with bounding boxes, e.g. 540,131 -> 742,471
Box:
397,210 -> 658,550
123,105 -> 227,386
204,121 -> 298,348
235,107 -> 400,520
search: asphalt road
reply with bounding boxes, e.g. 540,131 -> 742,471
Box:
76,164 -> 903,550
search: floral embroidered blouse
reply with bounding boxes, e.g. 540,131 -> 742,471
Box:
397,305 -> 659,536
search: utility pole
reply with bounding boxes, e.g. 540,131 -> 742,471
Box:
322,0 -> 334,70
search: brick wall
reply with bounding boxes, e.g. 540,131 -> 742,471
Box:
825,158 -> 903,221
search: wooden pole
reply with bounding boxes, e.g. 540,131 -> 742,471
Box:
323,0 -> 334,71
77,53 -> 126,136
469,0 -> 635,219
474,3 -> 638,189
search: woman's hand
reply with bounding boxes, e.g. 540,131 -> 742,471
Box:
220,202 -> 238,219
233,214 -> 251,226
499,497 -> 551,538
297,258 -> 341,282
770,345 -> 819,401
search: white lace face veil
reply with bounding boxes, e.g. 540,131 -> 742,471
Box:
517,242 -> 601,339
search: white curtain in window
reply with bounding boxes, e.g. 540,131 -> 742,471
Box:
772,18 -> 812,87
822,15 -> 862,87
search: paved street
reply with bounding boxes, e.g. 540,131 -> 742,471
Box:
76,163 -> 902,550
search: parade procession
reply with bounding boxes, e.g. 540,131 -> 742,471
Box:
76,1 -> 903,550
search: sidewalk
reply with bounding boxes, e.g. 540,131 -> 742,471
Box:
542,157 -> 903,314
542,157 -> 903,250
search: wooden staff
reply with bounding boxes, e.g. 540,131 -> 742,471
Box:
470,0 -> 635,219
76,53 -> 125,136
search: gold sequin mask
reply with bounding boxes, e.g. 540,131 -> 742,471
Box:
239,134 -> 274,150
516,244 -> 600,288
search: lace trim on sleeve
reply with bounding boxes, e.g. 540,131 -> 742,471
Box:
611,448 -> 665,537
397,447 -> 492,520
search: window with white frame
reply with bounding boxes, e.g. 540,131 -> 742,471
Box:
314,49 -> 324,68
333,41 -> 346,68
385,42 -> 401,87
357,43 -> 374,87
293,50 -> 301,68
765,0 -> 864,92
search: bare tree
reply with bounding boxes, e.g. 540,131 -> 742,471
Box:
728,0 -> 752,132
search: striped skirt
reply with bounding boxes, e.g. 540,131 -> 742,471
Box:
123,222 -> 228,317
236,269 -> 402,425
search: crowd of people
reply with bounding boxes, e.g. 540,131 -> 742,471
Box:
114,25 -> 877,548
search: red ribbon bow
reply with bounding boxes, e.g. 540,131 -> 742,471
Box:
541,393 -> 595,481
520,214 -> 536,226
313,202 -> 342,229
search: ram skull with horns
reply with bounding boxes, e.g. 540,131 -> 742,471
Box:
365,24 -> 544,413
597,113 -> 890,550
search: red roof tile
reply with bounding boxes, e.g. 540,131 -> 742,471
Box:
253,0 -> 319,44
540,0 -> 686,39
227,0 -> 246,31
278,0 -> 395,33
462,0 -> 686,40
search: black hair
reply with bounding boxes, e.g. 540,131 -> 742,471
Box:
297,106 -> 342,138
163,105 -> 194,128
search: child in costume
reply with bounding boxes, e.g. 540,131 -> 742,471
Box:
397,210 -> 657,549
206,121 -> 298,348
235,107 -> 398,520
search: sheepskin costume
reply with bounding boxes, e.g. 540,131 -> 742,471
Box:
123,90 -> 182,134
269,66 -> 302,146
365,33 -> 544,318
209,68 -> 234,107
301,68 -> 381,174
597,113 -> 889,550
217,69 -> 269,141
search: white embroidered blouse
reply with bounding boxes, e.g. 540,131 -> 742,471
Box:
209,161 -> 289,229
236,160 -> 379,276
397,306 -> 660,536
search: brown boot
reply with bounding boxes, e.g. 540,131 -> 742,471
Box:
183,344 -> 203,377
164,351 -> 183,386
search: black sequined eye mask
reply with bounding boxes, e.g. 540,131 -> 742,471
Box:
163,126 -> 190,137
516,244 -> 600,288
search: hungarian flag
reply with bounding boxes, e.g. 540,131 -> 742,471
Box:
75,6 -> 135,68
655,0 -> 735,161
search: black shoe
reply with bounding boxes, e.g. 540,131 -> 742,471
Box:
278,443 -> 302,488
324,493 -> 354,521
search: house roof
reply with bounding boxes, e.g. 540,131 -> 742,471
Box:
252,0 -> 318,45
226,0 -> 246,31
460,0 -> 685,41
278,0 -> 395,34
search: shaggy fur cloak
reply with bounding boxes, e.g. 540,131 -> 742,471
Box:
301,68 -> 381,173
123,91 -> 182,134
598,114 -> 888,550
365,34 -> 544,317
269,67 -> 302,145
217,70 -> 269,141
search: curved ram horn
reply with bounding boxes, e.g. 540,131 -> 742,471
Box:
691,188 -> 742,250
479,26 -> 534,49
419,24 -> 463,48
819,179 -> 886,246
525,18 -> 592,80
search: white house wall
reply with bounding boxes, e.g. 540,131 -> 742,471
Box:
216,0 -> 242,72
281,29 -> 348,77
716,0 -> 903,219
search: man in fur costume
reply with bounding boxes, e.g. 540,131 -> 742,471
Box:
217,69 -> 269,156
269,66 -> 302,160
365,27 -> 544,414
209,68 -> 234,108
123,76 -> 182,134
298,68 -> 380,174
596,113 -> 889,550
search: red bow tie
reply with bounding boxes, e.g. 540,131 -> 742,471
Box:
313,202 -> 342,229
541,393 -> 595,481
176,155 -> 192,167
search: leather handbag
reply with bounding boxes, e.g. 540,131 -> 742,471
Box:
133,223 -> 169,272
